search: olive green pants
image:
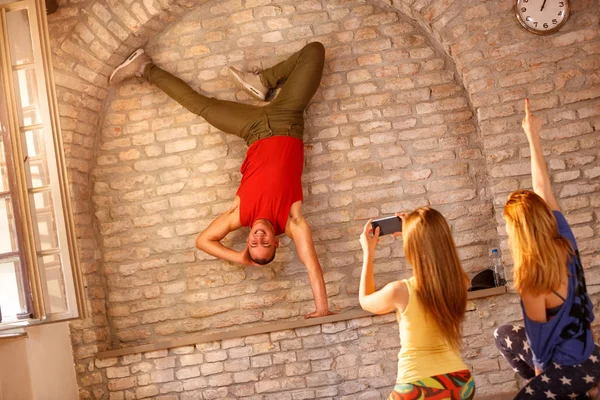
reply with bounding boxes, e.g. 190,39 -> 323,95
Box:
144,42 -> 325,146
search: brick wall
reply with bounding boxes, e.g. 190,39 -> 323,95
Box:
45,0 -> 600,398
90,310 -> 523,400
96,0 -> 494,346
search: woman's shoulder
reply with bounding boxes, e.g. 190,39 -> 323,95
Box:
399,276 -> 415,292
386,279 -> 410,294
552,210 -> 578,250
520,290 -> 548,324
390,279 -> 410,314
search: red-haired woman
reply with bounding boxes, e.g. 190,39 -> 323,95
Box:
359,208 -> 475,399
495,99 -> 599,399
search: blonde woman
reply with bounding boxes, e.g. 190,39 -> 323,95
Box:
359,208 -> 475,399
494,99 -> 599,399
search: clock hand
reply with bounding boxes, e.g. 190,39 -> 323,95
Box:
540,0 -> 547,11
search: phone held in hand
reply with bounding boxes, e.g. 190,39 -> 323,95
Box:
371,216 -> 402,236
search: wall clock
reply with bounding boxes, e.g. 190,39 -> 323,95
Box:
515,0 -> 570,35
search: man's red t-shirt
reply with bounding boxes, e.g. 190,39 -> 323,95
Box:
237,136 -> 304,235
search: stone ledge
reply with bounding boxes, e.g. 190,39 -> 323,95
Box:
467,285 -> 508,300
0,331 -> 28,342
97,286 -> 507,359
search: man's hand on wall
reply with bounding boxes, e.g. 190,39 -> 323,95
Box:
304,309 -> 336,319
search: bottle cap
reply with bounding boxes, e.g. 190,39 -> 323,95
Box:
491,249 -> 498,254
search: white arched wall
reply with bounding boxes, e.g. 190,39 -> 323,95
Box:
45,0 -> 600,398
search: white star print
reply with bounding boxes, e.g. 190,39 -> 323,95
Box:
525,386 -> 534,395
513,325 -> 522,332
505,336 -> 513,349
494,329 -> 499,338
541,374 -> 550,383
552,362 -> 561,369
560,376 -> 571,385
523,340 -> 530,353
544,390 -> 556,399
568,394 -> 577,399
513,356 -> 521,362
590,354 -> 599,363
519,353 -> 526,361
513,367 -> 520,373
584,374 -> 595,383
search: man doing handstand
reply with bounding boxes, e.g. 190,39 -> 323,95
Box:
109,42 -> 332,318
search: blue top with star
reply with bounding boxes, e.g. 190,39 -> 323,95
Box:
522,211 -> 595,370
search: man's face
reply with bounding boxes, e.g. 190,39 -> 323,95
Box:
246,220 -> 279,262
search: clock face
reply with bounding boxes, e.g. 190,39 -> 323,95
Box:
516,0 -> 569,35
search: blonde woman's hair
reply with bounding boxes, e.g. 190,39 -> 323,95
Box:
403,207 -> 468,351
503,190 -> 571,296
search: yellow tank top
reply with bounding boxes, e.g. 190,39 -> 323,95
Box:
396,276 -> 468,383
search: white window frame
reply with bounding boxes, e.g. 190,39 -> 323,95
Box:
0,0 -> 86,330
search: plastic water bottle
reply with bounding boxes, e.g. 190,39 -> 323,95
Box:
491,249 -> 506,287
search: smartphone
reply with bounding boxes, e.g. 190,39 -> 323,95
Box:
371,216 -> 402,236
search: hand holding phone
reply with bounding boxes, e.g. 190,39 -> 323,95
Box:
371,215 -> 402,236
360,219 -> 380,255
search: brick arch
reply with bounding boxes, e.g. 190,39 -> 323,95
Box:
50,0 -> 486,348
49,0 -> 213,363
46,0 -> 600,398
97,0 -> 493,345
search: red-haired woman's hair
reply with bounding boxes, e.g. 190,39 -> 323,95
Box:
403,207 -> 468,350
503,190 -> 571,296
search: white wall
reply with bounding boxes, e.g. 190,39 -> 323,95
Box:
0,322 -> 78,400
0,335 -> 33,400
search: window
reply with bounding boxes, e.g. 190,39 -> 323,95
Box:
0,0 -> 85,329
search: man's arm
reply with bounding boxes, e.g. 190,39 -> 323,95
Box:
287,204 -> 332,318
196,199 -> 257,266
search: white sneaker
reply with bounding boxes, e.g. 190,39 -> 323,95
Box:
228,66 -> 269,101
109,49 -> 151,85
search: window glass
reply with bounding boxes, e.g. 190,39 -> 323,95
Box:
0,136 -> 8,193
39,254 -> 67,314
24,129 -> 50,188
0,196 -> 18,253
31,190 -> 59,251
13,68 -> 41,127
0,61 -> 9,194
0,260 -> 26,320
6,9 -> 34,66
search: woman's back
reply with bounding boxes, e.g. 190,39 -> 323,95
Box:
396,276 -> 468,383
494,99 -> 600,399
520,210 -> 595,369
358,208 -> 474,399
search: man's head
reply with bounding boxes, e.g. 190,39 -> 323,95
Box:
246,219 -> 279,265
